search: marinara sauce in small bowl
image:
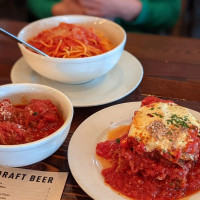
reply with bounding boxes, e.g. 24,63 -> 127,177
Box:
0,83 -> 73,167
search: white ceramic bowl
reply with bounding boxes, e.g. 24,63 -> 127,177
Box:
17,15 -> 126,84
0,83 -> 73,167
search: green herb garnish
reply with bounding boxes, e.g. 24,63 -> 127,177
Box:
167,131 -> 172,135
116,138 -> 120,144
167,114 -> 189,128
152,112 -> 164,118
33,112 -> 38,115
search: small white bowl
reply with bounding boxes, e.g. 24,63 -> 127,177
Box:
17,15 -> 126,84
0,83 -> 73,167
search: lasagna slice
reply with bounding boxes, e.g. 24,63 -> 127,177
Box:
96,97 -> 200,199
129,97 -> 200,164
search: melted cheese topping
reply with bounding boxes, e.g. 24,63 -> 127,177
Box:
129,102 -> 200,161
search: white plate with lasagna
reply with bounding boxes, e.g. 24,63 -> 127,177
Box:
68,100 -> 200,200
11,51 -> 143,107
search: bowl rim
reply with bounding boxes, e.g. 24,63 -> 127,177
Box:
18,15 -> 127,63
0,83 -> 74,151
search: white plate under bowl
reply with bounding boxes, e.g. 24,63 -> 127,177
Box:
11,51 -> 143,107
68,102 -> 200,200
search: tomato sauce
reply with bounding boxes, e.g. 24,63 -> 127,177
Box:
27,22 -> 113,58
97,129 -> 200,200
0,99 -> 64,145
96,97 -> 200,200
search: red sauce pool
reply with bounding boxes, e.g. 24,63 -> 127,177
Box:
0,99 -> 64,145
96,125 -> 200,200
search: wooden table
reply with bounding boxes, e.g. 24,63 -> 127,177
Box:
0,19 -> 200,200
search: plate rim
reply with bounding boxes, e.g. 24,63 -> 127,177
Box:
11,51 -> 143,108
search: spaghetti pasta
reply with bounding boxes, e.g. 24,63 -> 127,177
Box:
27,22 -> 114,58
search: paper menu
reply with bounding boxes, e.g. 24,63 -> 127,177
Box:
0,166 -> 68,200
